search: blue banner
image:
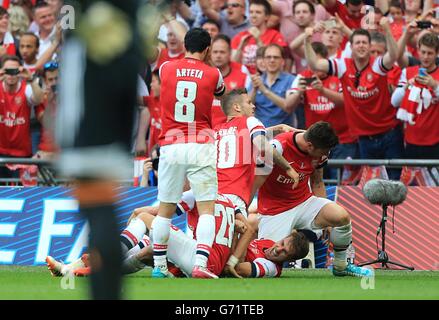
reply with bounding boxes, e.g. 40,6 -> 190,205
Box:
0,186 -> 334,267
0,187 -> 186,265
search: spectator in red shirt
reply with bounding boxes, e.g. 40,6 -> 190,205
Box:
287,42 -> 358,179
391,32 -> 439,159
143,71 -> 162,155
304,18 -> 404,180
288,0 -> 324,74
0,55 -> 43,178
389,0 -> 405,41
322,0 -> 365,31
231,0 -> 287,74
211,34 -> 252,127
370,31 -> 402,90
0,6 -> 18,57
151,19 -> 187,72
34,60 -> 58,160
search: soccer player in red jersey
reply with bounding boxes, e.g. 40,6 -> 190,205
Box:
304,17 -> 404,180
47,190 -> 249,278
225,230 -> 310,278
153,28 -> 226,278
119,191 -> 250,278
255,122 -> 372,277
215,88 -> 299,218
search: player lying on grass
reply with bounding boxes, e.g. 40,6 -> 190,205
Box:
47,191 -> 253,278
47,190 -> 311,278
223,229 -> 311,278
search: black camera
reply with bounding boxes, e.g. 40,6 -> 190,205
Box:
51,84 -> 57,93
4,68 -> 20,76
152,157 -> 159,171
417,20 -> 432,29
302,77 -> 317,85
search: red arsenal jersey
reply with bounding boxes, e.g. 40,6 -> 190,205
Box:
158,57 -> 225,146
398,66 -> 439,146
231,29 -> 287,74
245,239 -> 282,278
325,1 -> 363,30
211,62 -> 251,128
328,56 -> 399,136
35,101 -> 57,152
290,70 -> 357,144
153,48 -> 185,72
225,61 -> 251,91
258,131 -> 327,215
0,81 -> 32,156
211,98 -> 226,129
179,191 -> 237,276
215,116 -> 266,206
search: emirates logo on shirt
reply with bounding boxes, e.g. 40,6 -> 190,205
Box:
0,112 -> 26,127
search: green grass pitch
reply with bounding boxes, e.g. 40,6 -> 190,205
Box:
0,266 -> 438,300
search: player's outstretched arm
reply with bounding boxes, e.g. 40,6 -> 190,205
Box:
304,27 -> 330,73
381,17 -> 398,70
266,124 -> 296,136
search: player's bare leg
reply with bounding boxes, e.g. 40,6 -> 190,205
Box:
192,200 -> 217,279
313,203 -> 372,277
151,202 -> 176,278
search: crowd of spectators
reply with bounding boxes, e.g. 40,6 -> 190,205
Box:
0,0 -> 61,182
1,0 -> 438,185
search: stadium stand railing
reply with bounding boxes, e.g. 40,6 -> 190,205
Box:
1,157 -> 439,186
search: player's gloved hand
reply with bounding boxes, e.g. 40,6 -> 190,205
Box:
286,167 -> 300,190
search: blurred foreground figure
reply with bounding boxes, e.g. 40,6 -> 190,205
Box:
56,0 -> 145,299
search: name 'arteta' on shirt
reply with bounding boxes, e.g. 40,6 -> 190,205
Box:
176,68 -> 204,79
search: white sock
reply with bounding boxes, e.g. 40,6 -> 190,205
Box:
194,214 -> 215,268
120,218 -> 147,254
126,235 -> 151,257
151,216 -> 171,269
330,223 -> 352,270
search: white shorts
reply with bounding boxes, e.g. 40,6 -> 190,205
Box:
158,143 -> 217,203
258,196 -> 332,241
224,194 -> 247,218
167,226 -> 197,277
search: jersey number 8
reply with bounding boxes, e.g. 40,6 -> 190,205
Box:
175,80 -> 197,122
